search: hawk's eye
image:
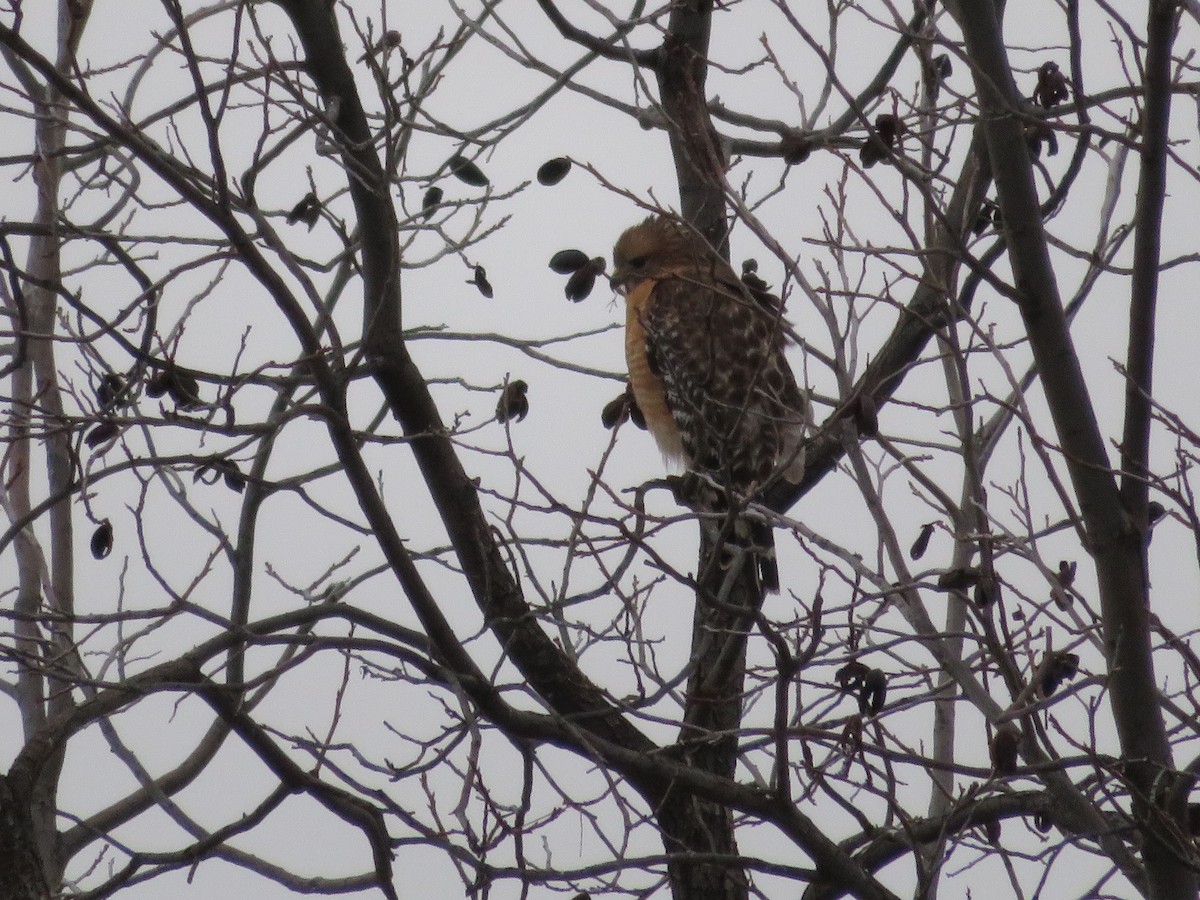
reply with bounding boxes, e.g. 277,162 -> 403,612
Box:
627,255 -> 648,268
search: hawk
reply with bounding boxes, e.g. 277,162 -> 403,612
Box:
611,214 -> 808,592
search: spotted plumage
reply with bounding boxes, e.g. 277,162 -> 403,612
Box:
611,215 -> 808,592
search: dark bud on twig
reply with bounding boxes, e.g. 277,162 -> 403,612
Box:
286,192 -> 321,229
495,380 -> 529,424
549,249 -> 589,274
148,365 -> 201,409
983,819 -> 1002,845
910,523 -> 935,560
781,133 -> 812,165
1038,651 -> 1079,697
90,520 -> 113,560
421,186 -> 443,221
468,264 -> 494,299
448,154 -> 489,187
1148,501 -> 1166,525
565,258 -> 605,302
1032,812 -> 1053,834
96,373 -> 125,407
86,420 -> 120,448
990,722 -> 1021,776
536,157 -> 572,186
835,661 -> 887,715
937,566 -> 981,591
860,114 -> 903,168
1032,61 -> 1069,109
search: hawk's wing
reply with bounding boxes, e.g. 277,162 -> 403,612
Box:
644,271 -> 807,492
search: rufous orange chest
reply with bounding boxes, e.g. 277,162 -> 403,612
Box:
624,279 -> 686,465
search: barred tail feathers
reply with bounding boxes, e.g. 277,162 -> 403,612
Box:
750,518 -> 779,593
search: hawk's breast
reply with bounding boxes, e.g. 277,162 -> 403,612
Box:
624,279 -> 686,465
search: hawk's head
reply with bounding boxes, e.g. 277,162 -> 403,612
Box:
611,215 -> 703,295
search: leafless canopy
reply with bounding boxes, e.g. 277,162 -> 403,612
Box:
2,1 -> 1200,899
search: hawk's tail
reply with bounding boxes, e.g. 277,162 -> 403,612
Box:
750,519 -> 780,593
715,512 -> 779,594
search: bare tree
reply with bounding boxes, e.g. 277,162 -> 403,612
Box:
2,1 -> 1199,898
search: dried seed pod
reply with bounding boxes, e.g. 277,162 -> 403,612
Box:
96,373 -> 125,407
90,520 -> 114,560
835,660 -> 869,690
875,114 -> 902,145
910,523 -> 935,560
286,193 -> 321,229
859,133 -> 889,168
860,114 -> 903,168
536,157 -> 572,186
495,380 -> 529,424
601,393 -> 630,429
217,458 -> 246,494
421,186 -> 443,220
1033,61 -> 1069,109
990,722 -> 1021,776
549,249 -> 590,274
781,133 -> 812,165
86,420 -> 120,448
565,258 -> 605,302
1025,121 -> 1058,158
145,370 -> 170,398
166,369 -> 202,409
1038,651 -> 1080,697
469,264 -> 494,299
860,667 -> 887,715
448,154 -> 489,187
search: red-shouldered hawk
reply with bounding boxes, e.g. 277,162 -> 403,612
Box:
611,214 -> 808,592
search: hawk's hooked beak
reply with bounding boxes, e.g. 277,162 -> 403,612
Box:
609,268 -> 630,297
